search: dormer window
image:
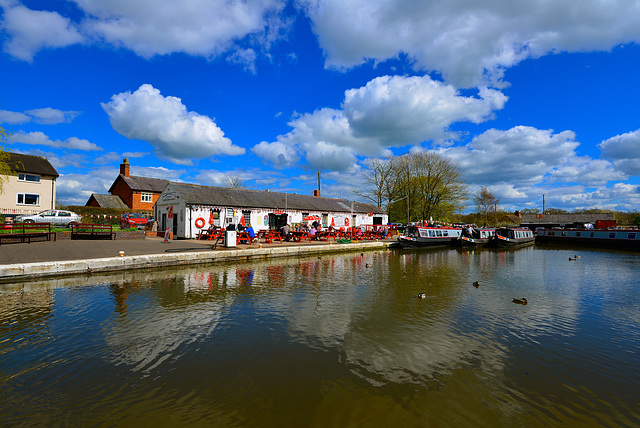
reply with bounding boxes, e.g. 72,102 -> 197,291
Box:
18,173 -> 41,183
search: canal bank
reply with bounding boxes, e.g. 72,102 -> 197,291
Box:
0,236 -> 398,282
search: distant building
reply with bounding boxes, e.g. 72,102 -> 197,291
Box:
155,182 -> 388,239
520,213 -> 616,230
86,158 -> 169,211
1,152 -> 59,215
85,194 -> 129,209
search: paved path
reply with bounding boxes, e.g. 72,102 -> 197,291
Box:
0,235 -> 382,265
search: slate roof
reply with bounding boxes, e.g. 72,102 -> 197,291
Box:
5,152 -> 59,177
166,182 -> 386,214
521,213 -> 615,225
86,194 -> 129,209
108,174 -> 170,193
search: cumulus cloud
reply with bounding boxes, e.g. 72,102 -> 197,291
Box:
253,75 -> 504,171
301,0 -> 640,87
1,3 -> 84,61
598,129 -> 640,175
343,75 -> 507,143
1,0 -> 287,62
101,84 -> 245,164
9,131 -> 102,151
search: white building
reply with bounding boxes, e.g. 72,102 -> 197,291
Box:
155,182 -> 388,239
1,153 -> 58,216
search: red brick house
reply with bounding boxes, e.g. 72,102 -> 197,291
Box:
86,159 -> 169,211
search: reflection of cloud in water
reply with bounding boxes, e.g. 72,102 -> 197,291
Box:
103,272 -> 227,374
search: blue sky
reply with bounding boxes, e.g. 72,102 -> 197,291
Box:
1,0 -> 639,213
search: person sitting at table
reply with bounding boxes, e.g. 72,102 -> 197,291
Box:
309,226 -> 317,239
246,223 -> 255,239
280,224 -> 291,241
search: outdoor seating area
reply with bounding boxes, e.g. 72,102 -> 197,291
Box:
192,225 -> 393,246
0,222 -> 57,245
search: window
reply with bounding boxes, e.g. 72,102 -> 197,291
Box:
242,210 -> 251,226
18,173 -> 41,183
141,192 -> 153,203
628,233 -> 636,240
17,193 -> 40,205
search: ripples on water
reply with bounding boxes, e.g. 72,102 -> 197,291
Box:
1,247 -> 639,427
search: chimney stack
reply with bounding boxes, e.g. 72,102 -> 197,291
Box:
120,158 -> 130,178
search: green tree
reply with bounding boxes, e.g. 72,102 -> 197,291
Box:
1,127 -> 12,194
359,151 -> 468,224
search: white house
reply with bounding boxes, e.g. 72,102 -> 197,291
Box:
154,182 -> 388,239
1,153 -> 58,216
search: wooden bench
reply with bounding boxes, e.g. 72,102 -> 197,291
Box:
0,222 -> 56,245
70,223 -> 116,240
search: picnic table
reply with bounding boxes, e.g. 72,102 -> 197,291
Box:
290,231 -> 311,242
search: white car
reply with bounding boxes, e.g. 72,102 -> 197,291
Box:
17,210 -> 82,228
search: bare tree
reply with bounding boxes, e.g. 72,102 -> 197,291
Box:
353,158 -> 395,208
474,187 -> 499,225
222,172 -> 246,189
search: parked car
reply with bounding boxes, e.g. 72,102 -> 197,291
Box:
16,210 -> 82,228
121,213 -> 148,229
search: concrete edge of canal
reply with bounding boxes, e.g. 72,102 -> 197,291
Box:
0,241 -> 397,282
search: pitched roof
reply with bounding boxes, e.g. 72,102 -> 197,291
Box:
521,213 -> 615,224
5,152 -> 59,177
108,174 -> 170,193
165,182 -> 386,214
86,194 -> 129,209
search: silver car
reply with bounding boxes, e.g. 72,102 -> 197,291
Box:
17,210 -> 82,228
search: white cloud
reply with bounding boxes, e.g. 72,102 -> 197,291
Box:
9,131 -> 102,151
343,75 -> 507,144
301,0 -> 640,87
251,140 -> 300,168
25,107 -> 80,124
1,3 -> 84,61
0,107 -> 79,125
101,84 -> 245,164
0,109 -> 30,124
598,130 -> 640,175
226,48 -> 257,74
253,75 -> 504,171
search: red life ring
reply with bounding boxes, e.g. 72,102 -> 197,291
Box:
344,218 -> 349,226
195,217 -> 205,228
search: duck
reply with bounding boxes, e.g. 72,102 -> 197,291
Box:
512,298 -> 528,305
569,257 -> 576,261
473,281 -> 479,288
418,293 -> 427,299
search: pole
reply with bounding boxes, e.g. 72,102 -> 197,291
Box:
494,201 -> 497,226
542,193 -> 545,215
407,194 -> 410,225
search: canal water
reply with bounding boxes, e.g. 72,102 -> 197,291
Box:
1,246 -> 639,427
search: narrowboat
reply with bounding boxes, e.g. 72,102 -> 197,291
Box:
453,227 -> 496,247
397,225 -> 462,248
491,227 -> 535,248
535,228 -> 640,250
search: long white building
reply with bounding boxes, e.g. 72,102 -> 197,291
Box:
155,182 -> 388,239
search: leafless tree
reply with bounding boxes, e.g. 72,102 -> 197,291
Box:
474,186 -> 499,225
222,171 -> 246,189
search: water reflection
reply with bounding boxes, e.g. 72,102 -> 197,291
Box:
1,247 -> 639,426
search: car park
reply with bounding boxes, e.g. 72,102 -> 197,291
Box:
16,210 -> 82,228
120,213 -> 148,229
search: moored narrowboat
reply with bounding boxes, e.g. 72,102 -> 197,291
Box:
491,227 -> 535,248
398,225 -> 462,248
454,227 -> 495,247
535,228 -> 640,250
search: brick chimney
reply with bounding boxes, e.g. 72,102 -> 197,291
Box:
120,158 -> 130,177
314,190 -> 321,197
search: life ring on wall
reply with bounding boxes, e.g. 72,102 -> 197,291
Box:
195,217 -> 205,228
344,217 -> 350,226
